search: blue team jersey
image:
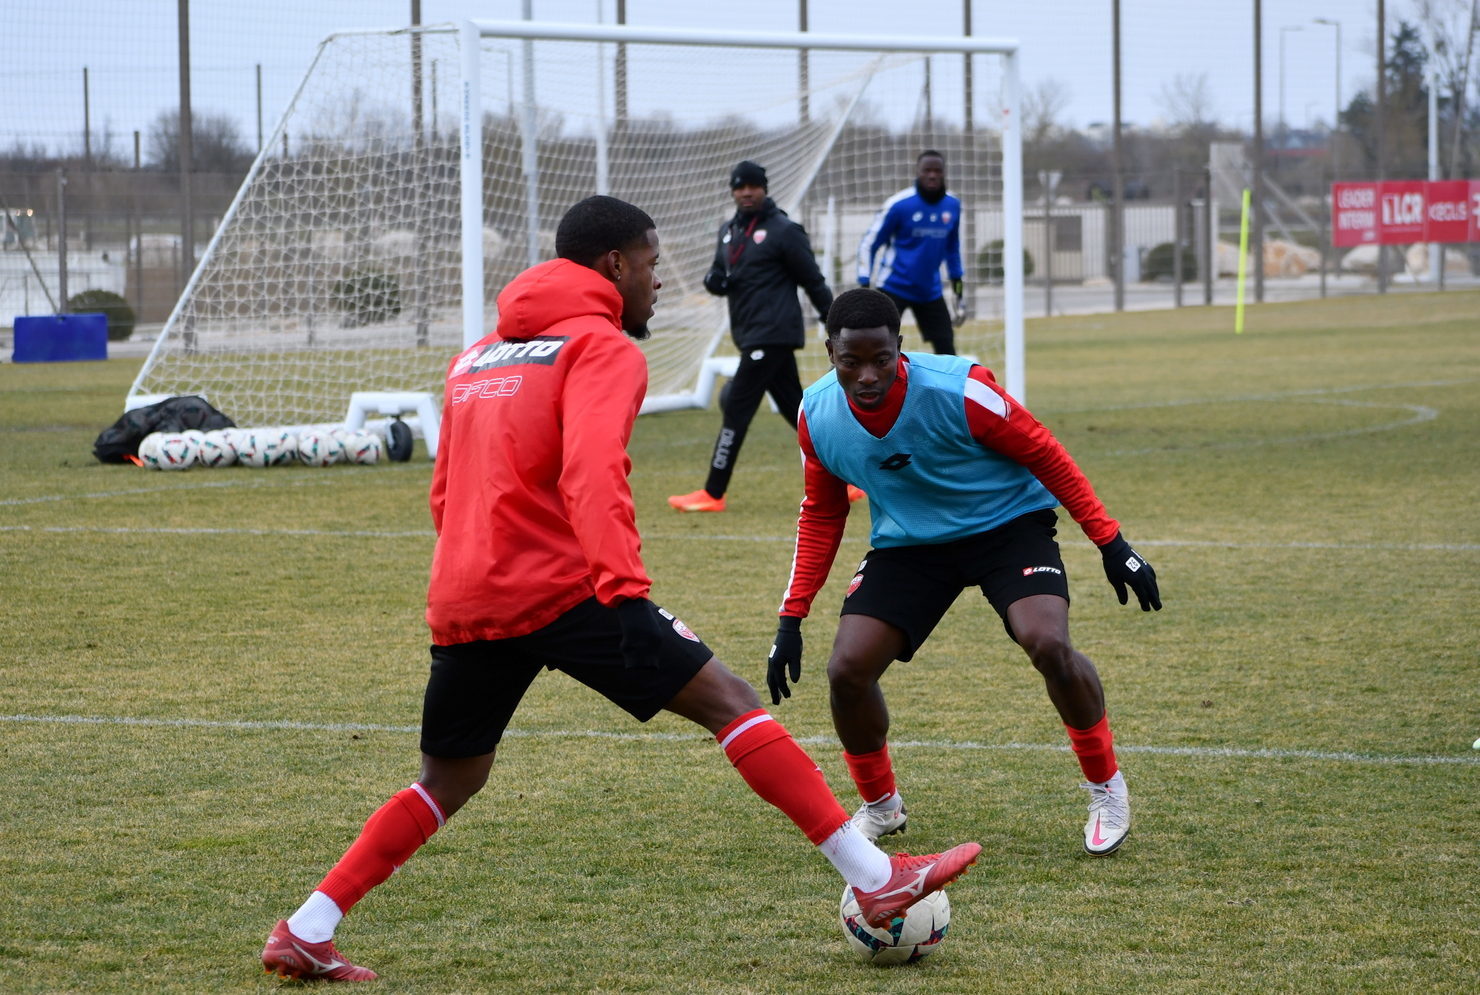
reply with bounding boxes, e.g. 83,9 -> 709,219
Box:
856,187 -> 964,304
802,353 -> 1055,547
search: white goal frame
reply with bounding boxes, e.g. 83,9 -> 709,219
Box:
127,20 -> 1025,432
454,20 -> 1025,405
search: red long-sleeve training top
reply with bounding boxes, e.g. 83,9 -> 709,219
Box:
425,259 -> 652,645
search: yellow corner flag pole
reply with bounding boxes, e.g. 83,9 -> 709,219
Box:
1234,187 -> 1251,334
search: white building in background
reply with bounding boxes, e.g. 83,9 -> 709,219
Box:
1,250 -> 126,327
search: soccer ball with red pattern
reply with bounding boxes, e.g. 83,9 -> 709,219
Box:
839,885 -> 951,965
341,431 -> 383,465
139,431 -> 198,470
296,429 -> 345,467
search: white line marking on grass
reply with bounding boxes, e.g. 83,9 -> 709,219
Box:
1051,377 -> 1478,416
0,524 -> 434,539
0,462 -> 428,507
4,713 -> 1475,767
0,475 -> 338,506
3,526 -> 1474,551
1102,398 -> 1438,456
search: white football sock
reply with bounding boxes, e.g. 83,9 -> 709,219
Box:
1098,770 -> 1128,794
286,890 -> 344,944
819,822 -> 891,892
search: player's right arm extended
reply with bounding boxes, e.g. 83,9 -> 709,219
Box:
778,414 -> 850,619
770,415 -> 848,703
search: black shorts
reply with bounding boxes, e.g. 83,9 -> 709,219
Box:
420,597 -> 714,758
839,508 -> 1069,660
882,290 -> 954,353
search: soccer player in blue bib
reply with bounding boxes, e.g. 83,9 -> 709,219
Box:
767,288 -> 1161,857
857,150 -> 964,355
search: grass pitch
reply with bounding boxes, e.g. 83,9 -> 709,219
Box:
1,292 -> 1477,993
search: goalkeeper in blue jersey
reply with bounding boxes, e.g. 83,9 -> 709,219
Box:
856,150 -> 964,355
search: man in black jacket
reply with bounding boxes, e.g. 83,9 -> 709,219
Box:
668,160 -> 839,513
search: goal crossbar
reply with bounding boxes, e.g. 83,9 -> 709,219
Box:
126,20 -> 1026,432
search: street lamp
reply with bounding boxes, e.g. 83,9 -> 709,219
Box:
1279,25 -> 1303,134
1313,17 -> 1341,176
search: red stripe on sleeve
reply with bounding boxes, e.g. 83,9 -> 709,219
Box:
963,365 -> 1120,546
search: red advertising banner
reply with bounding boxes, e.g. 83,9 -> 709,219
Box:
1332,182 -> 1378,247
1423,180 -> 1471,243
1377,180 -> 1428,244
1332,179 -> 1479,246
1472,180 -> 1480,243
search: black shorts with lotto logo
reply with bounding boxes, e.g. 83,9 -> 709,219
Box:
839,508 -> 1070,660
420,597 -> 714,758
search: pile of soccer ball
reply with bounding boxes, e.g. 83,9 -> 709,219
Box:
136,427 -> 384,470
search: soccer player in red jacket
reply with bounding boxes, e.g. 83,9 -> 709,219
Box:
261,198 -> 979,982
766,288 -> 1160,861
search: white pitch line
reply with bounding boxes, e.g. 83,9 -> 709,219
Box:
2,524 -> 1475,552
0,524 -> 433,539
2,713 -> 1475,767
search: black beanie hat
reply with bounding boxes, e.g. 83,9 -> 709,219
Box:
730,160 -> 768,190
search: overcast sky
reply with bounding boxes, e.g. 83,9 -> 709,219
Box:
4,0 -> 1457,158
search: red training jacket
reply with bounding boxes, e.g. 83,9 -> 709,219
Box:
425,258 -> 652,644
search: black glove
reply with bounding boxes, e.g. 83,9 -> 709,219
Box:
615,598 -> 664,669
767,616 -> 803,705
703,270 -> 728,296
1099,533 -> 1161,612
951,278 -> 964,298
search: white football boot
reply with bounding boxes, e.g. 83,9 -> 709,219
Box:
1081,770 -> 1131,855
849,792 -> 908,842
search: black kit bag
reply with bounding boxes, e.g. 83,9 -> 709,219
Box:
92,395 -> 236,463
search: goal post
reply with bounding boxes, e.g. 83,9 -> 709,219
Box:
127,20 -> 1024,432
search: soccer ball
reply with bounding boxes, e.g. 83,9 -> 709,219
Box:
263,430 -> 298,466
232,430 -> 265,467
136,432 -> 165,469
236,429 -> 296,467
146,432 -> 198,470
839,885 -> 951,965
297,429 -> 345,467
341,431 -> 383,465
196,430 -> 236,468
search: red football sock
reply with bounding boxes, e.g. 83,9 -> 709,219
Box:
316,783 -> 446,914
1065,713 -> 1119,784
842,745 -> 897,803
718,709 -> 849,845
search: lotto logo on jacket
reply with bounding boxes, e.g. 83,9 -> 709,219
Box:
451,336 -> 569,377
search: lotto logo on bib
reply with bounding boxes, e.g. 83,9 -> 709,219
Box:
1022,565 -> 1063,577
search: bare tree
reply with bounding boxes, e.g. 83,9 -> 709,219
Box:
1157,72 -> 1217,130
1414,0 -> 1478,174
1023,78 -> 1072,145
146,109 -> 253,173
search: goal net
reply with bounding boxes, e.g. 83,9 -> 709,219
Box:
128,21 -> 1022,430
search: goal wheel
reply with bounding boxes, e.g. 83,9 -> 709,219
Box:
386,418 -> 414,462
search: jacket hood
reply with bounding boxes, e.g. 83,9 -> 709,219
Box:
493,258 -> 623,341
